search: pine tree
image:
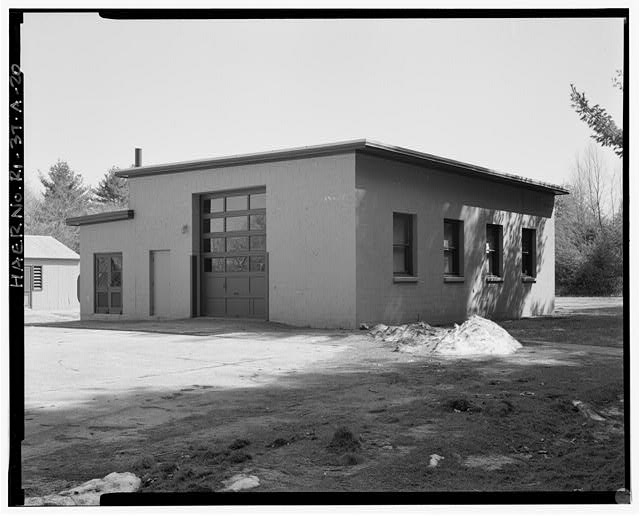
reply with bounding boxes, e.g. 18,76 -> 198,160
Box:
94,166 -> 129,207
37,160 -> 93,252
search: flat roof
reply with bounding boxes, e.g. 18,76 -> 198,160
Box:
25,235 -> 79,260
115,139 -> 569,195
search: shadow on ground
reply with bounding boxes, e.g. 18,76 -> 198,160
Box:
24,317 -> 353,339
23,333 -> 625,495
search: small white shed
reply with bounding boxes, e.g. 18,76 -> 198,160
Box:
24,235 -> 80,311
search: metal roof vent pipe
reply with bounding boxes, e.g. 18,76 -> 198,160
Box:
134,147 -> 142,167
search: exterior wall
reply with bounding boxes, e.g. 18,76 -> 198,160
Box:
79,153 -> 357,328
79,219 -> 134,319
355,153 -> 556,326
26,258 -> 80,311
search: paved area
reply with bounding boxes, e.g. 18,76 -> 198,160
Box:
24,326 -> 360,411
554,296 -> 623,314
24,296 -> 623,411
24,309 -> 80,325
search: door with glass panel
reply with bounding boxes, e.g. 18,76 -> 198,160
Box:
95,253 -> 123,314
201,189 -> 266,318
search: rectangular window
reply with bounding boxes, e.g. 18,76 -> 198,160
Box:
522,228 -> 536,277
32,265 -> 43,290
443,220 -> 463,276
94,253 -> 123,314
486,224 -> 503,277
393,212 -> 414,276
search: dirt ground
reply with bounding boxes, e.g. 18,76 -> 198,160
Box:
22,297 -> 625,497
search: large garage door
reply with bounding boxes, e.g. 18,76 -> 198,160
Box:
201,189 -> 266,318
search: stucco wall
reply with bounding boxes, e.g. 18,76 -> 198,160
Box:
79,218 -> 134,319
26,258 -> 80,311
79,153 -> 357,328
355,153 -> 556,326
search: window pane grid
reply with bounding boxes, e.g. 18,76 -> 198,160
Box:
522,228 -> 536,277
393,213 -> 414,276
486,224 -> 502,277
444,220 -> 462,276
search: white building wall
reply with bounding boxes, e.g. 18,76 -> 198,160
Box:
79,153 -> 357,328
26,258 -> 80,311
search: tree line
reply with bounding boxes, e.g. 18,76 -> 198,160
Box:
557,70 -> 623,295
25,163 -> 129,253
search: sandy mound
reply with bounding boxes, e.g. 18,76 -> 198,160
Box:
369,315 -> 521,356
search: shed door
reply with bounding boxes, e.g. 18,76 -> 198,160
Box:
150,250 -> 171,317
201,189 -> 266,318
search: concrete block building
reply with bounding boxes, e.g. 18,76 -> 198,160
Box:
24,235 -> 80,310
67,140 -> 568,328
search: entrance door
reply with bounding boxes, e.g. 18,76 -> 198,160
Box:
201,189 -> 267,318
150,250 -> 171,317
95,253 -> 123,314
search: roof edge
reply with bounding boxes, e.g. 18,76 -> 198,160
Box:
115,139 -> 367,179
359,140 -> 570,195
114,138 -> 569,196
66,209 -> 134,227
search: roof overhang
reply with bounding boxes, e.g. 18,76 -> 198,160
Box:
114,139 -> 569,196
66,209 -> 134,226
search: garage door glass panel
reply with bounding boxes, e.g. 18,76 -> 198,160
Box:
226,257 -> 248,272
205,218 -> 224,234
226,195 -> 248,211
250,214 -> 266,231
203,198 -> 224,214
250,236 -> 265,250
250,193 -> 266,209
227,236 -> 249,252
226,216 -> 248,232
204,258 -> 225,273
250,256 -> 265,272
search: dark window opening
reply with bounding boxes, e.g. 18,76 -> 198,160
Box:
393,212 -> 414,276
522,228 -> 536,277
444,219 -> 463,276
486,224 -> 503,277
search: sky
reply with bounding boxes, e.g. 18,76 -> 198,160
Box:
21,13 -> 624,192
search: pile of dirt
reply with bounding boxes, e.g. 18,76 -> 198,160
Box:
369,315 -> 522,356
